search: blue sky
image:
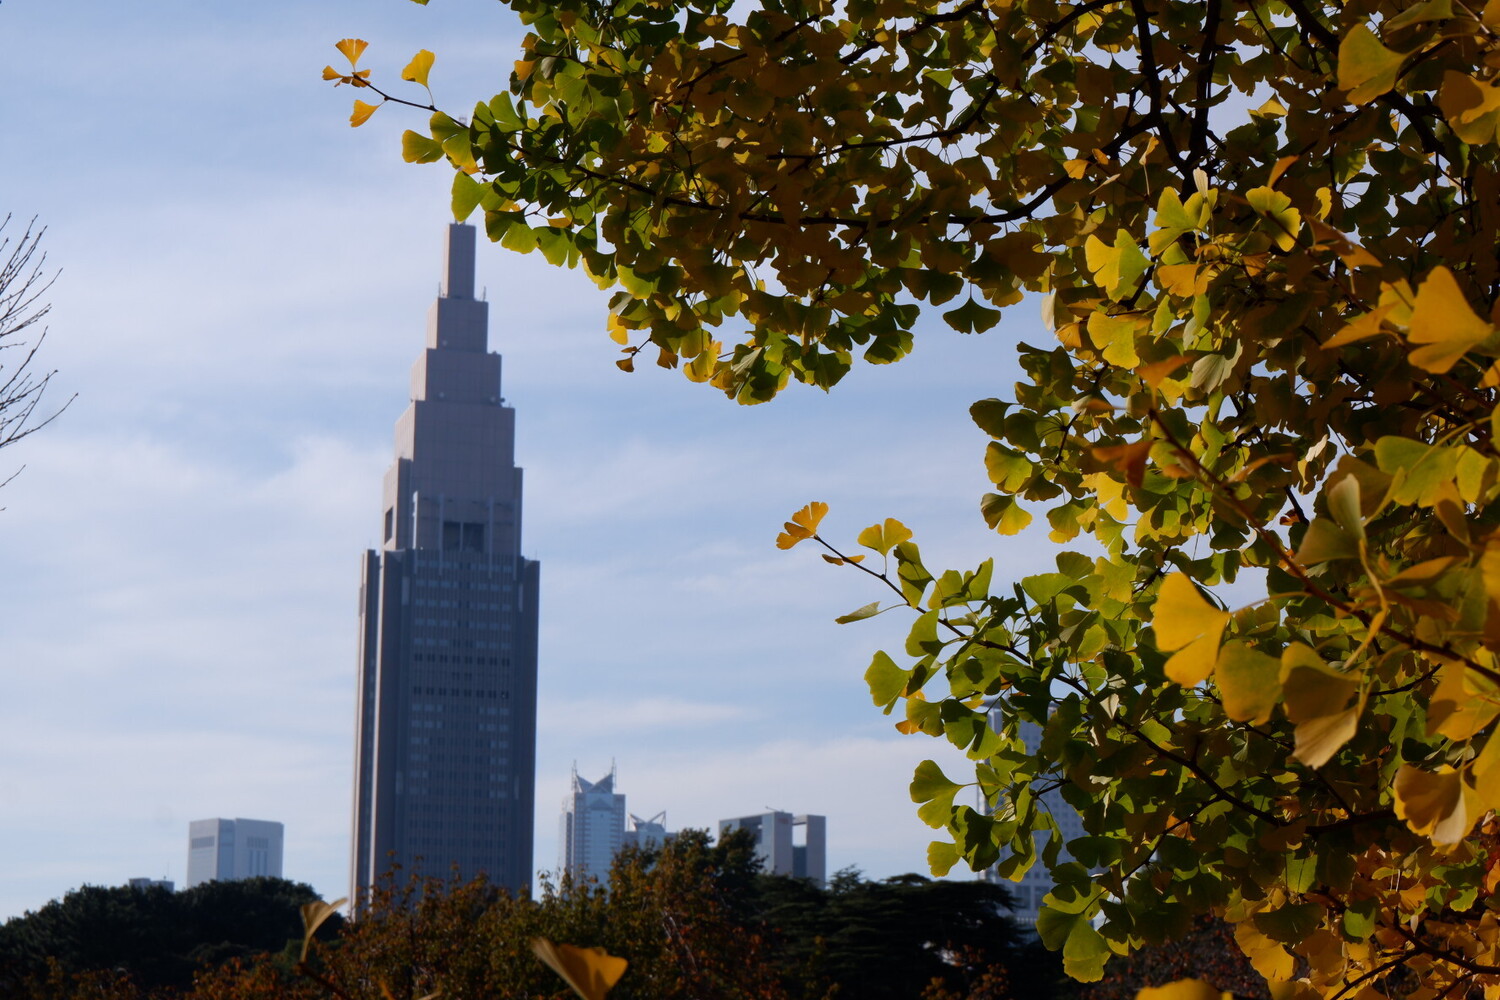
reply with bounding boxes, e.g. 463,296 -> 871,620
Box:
0,0 -> 1059,919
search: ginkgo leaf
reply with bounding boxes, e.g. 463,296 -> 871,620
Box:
335,38 -> 369,67
1137,356 -> 1190,389
857,517 -> 913,556
402,49 -> 435,88
402,130 -> 444,164
1292,706 -> 1361,770
1153,575 -> 1228,650
1138,980 -> 1231,1000
1427,659 -> 1500,740
1326,474 -> 1365,540
1234,920 -> 1296,982
1086,312 -> 1143,367
350,100 -> 380,127
1294,518 -> 1358,565
1338,24 -> 1406,104
1245,186 -> 1302,252
980,493 -> 1032,535
532,939 -> 627,1000
1215,642 -> 1280,724
1154,575 -> 1230,687
1092,440 -> 1153,490
1407,265 -> 1492,373
775,501 -> 829,549
299,897 -> 346,961
1440,70 -> 1500,145
322,65 -> 343,81
1468,729 -> 1500,813
1281,644 -> 1361,767
1395,765 -> 1470,844
1281,644 -> 1358,722
1322,305 -> 1393,349
1084,230 -> 1149,301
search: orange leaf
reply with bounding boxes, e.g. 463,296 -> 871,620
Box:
776,501 -> 829,549
335,38 -> 369,67
1092,440 -> 1153,489
532,939 -> 627,1000
350,100 -> 380,128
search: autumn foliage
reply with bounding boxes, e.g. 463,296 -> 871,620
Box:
334,0 -> 1500,996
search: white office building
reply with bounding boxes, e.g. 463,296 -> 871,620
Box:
560,766 -> 626,884
718,811 -> 826,885
185,818 -> 284,888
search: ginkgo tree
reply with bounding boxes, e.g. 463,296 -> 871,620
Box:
332,0 -> 1500,996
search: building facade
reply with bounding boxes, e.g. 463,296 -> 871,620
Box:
718,811 -> 826,885
623,811 -> 670,852
185,818 -> 283,888
559,766 -> 626,884
351,224 -> 540,904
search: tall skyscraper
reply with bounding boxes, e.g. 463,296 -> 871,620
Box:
559,765 -> 625,884
350,224 -> 540,904
185,818 -> 283,888
718,811 -> 826,885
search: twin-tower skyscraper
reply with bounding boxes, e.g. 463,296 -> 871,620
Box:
351,224 -> 540,902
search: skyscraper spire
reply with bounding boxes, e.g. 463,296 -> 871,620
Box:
351,224 -> 540,906
442,222 -> 476,301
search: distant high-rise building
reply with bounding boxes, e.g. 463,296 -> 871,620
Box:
127,877 -> 174,892
559,765 -> 626,884
980,715 -> 1088,932
185,818 -> 283,888
719,811 -> 826,885
623,811 -> 670,852
350,224 -> 541,905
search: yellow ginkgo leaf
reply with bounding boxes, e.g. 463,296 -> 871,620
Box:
1321,304 -> 1393,349
1154,575 -> 1230,687
1137,979 -> 1231,1000
1086,312 -> 1143,368
1153,575 -> 1228,650
1426,659 -> 1500,741
775,501 -> 829,549
1468,729 -> 1500,814
1394,765 -> 1470,844
857,517 -> 912,556
1439,70 -> 1500,146
1337,24 -> 1406,105
1233,919 -> 1296,982
322,65 -> 343,81
350,100 -> 380,128
335,37 -> 369,67
402,49 -> 436,88
1281,643 -> 1361,767
1245,186 -> 1302,252
1407,265 -> 1493,374
532,939 -> 627,1000
1292,706 -> 1362,770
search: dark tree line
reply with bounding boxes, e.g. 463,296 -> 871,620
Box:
3,832 -> 1060,1000
0,877 -> 339,996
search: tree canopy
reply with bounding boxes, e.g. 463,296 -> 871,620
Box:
0,877 -> 336,996
25,834 -> 1036,1000
332,1 -> 1500,997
